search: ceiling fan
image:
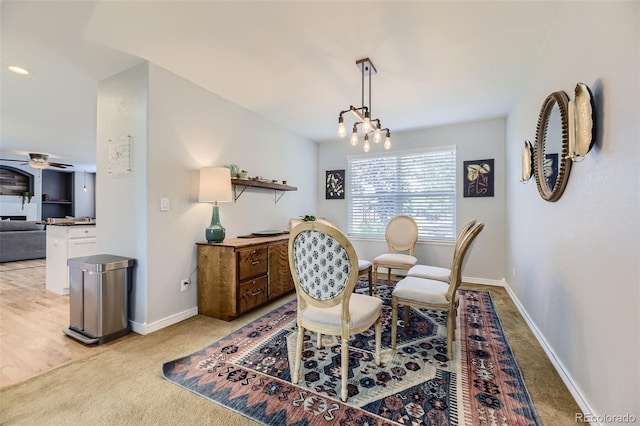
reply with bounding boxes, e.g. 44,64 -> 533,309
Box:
0,153 -> 74,170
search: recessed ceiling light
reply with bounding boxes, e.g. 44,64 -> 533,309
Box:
8,66 -> 30,75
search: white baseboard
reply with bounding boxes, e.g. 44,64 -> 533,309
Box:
129,307 -> 198,335
503,281 -> 597,422
463,276 -> 505,287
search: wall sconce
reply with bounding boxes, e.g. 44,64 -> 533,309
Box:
566,82 -> 596,162
199,167 -> 233,243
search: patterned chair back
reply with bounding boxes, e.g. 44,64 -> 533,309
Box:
288,221 -> 358,309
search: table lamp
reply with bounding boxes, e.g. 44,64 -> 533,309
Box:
199,167 -> 233,243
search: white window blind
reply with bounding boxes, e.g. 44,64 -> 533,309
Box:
347,146 -> 456,241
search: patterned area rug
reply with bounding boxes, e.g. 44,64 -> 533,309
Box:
163,282 -> 541,425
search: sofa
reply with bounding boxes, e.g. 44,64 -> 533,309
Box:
0,220 -> 46,262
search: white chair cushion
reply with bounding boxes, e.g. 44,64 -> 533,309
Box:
392,276 -> 457,305
373,253 -> 418,268
407,264 -> 451,282
358,259 -> 372,271
302,293 -> 382,329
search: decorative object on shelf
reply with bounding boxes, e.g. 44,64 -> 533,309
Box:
463,159 -> 494,197
325,169 -> 345,199
108,135 -> 132,175
226,164 -> 240,178
238,170 -> 248,179
567,82 -> 596,161
533,90 -> 572,202
337,57 -> 392,152
520,140 -> 533,183
199,167 -> 232,243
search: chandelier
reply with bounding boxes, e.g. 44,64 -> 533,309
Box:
337,57 -> 391,152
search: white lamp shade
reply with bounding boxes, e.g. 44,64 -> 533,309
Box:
199,167 -> 233,203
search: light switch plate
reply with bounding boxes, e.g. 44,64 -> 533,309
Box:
160,197 -> 170,211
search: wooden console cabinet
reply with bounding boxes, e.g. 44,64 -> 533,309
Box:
196,235 -> 294,321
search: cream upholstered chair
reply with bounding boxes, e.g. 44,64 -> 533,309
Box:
288,221 -> 382,402
372,215 -> 419,293
406,219 -> 477,283
289,217 -> 374,295
391,222 -> 484,359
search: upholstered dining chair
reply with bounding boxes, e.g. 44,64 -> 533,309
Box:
406,219 -> 477,283
372,215 -> 419,294
288,221 -> 382,402
289,217 -> 375,295
391,222 -> 484,360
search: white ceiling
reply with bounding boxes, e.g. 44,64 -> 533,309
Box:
1,1 -> 564,171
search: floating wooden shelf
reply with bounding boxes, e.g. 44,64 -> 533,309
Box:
231,178 -> 297,204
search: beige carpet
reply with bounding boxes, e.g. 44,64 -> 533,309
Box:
0,284 -> 581,425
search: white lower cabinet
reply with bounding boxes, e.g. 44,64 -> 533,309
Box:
46,225 -> 96,295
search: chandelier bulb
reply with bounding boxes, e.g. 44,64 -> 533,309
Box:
363,134 -> 371,152
350,130 -> 359,146
362,111 -> 371,133
373,128 -> 382,144
384,131 -> 392,150
338,121 -> 346,138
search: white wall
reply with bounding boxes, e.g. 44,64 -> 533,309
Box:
506,1 -> 639,421
97,62 -> 317,331
96,63 -> 149,326
318,117 -> 506,283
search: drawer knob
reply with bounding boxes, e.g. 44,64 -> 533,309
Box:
251,260 -> 260,265
251,290 -> 262,297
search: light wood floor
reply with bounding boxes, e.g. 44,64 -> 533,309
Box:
0,259 -> 133,389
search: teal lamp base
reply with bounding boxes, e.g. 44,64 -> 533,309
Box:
205,204 -> 225,243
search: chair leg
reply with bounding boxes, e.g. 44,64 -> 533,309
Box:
341,336 -> 349,402
293,325 -> 304,384
391,297 -> 398,349
375,317 -> 382,365
447,313 -> 454,360
387,268 -> 391,285
317,332 -> 323,349
367,268 -> 373,295
403,303 -> 410,325
372,264 -> 378,295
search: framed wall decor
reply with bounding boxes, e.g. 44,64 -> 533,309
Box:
108,135 -> 132,175
325,169 -> 345,200
463,159 -> 494,197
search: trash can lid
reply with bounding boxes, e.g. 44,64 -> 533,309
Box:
67,254 -> 136,271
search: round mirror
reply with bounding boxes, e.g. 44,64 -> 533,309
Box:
533,91 -> 572,201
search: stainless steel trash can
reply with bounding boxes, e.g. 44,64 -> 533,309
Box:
64,254 -> 136,345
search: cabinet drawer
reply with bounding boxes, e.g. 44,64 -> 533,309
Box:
237,247 -> 268,281
68,226 -> 96,238
238,276 -> 268,314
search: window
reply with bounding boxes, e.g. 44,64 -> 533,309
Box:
347,146 -> 456,242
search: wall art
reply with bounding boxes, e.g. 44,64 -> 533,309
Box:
463,159 -> 494,197
325,169 -> 345,200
